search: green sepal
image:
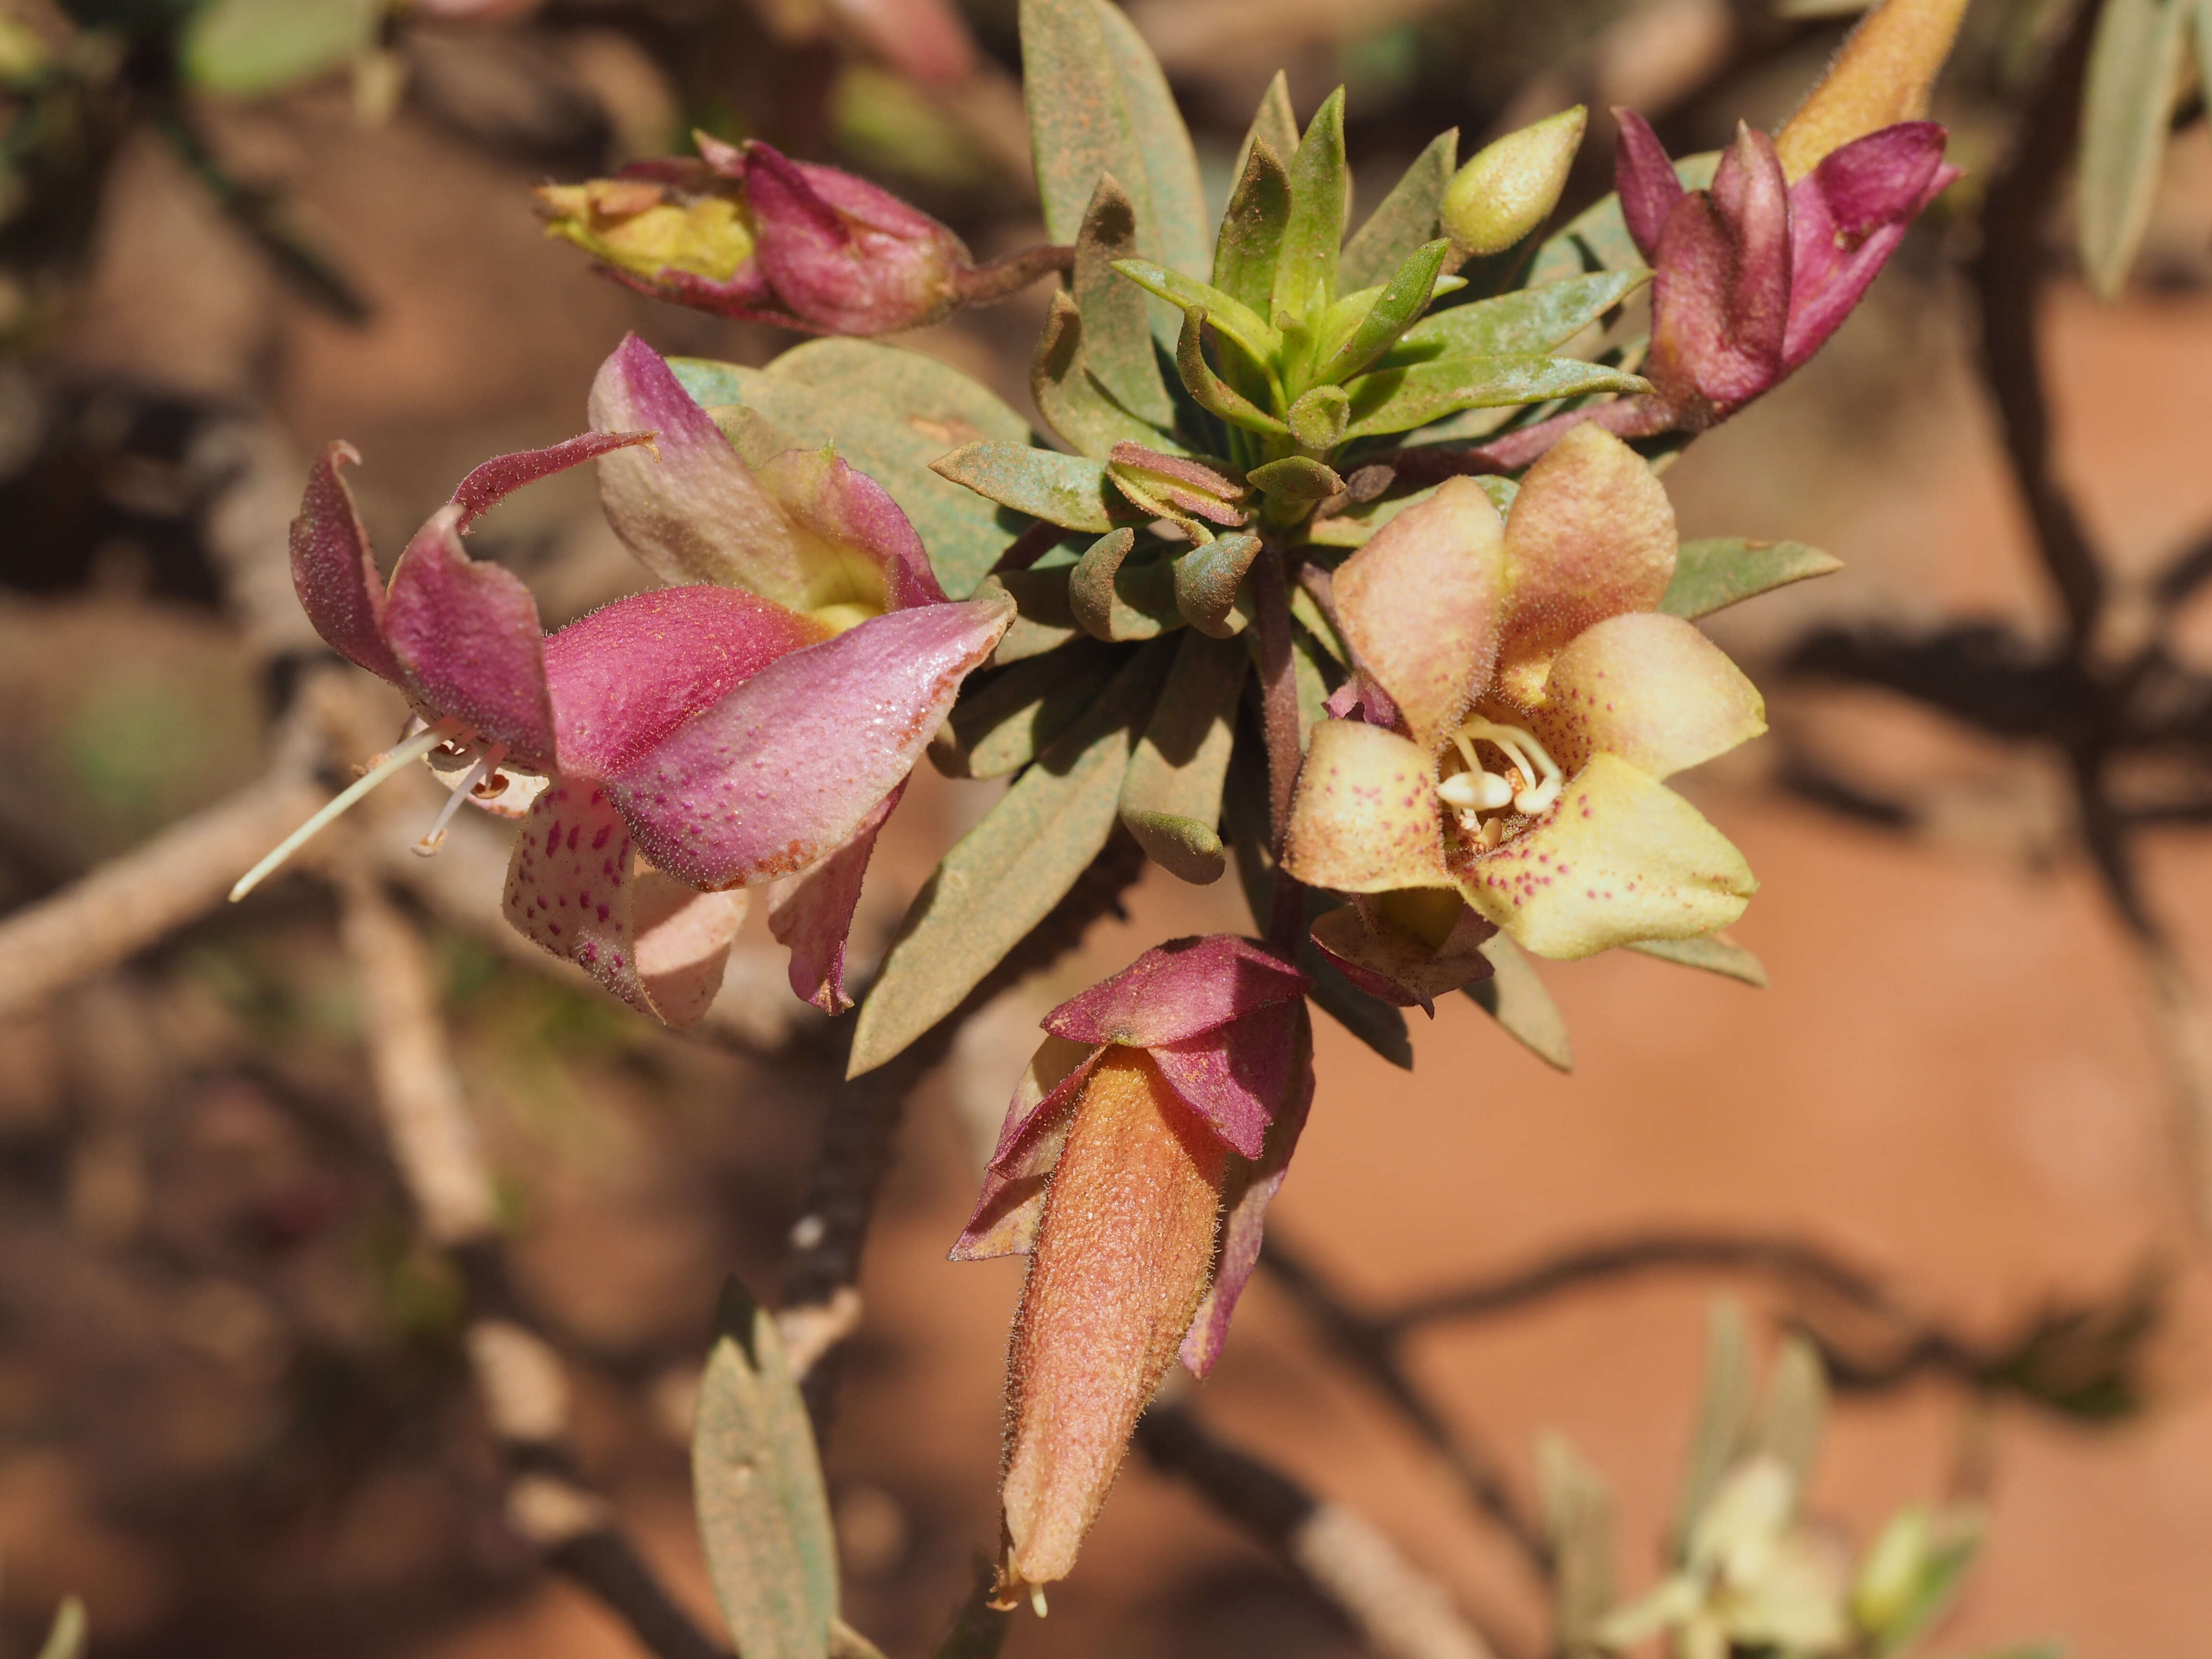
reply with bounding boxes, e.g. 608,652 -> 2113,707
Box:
1075,173 -> 1178,428
930,442 -> 1121,532
694,1276 -> 839,1659
1176,307 -> 1290,434
1527,152 -> 1717,287
1119,629 -> 1247,883
1248,456 -> 1344,503
1315,239 -> 1453,385
1274,86 -> 1348,321
1212,138 -> 1293,319
1340,128 -> 1459,291
1344,356 -> 1650,440
930,637 -> 1120,779
1395,268 -> 1648,360
1286,385 -> 1350,450
672,345 -> 1030,600
849,643 -> 1173,1076
1625,931 -> 1768,986
1462,934 -> 1572,1071
1661,537 -> 1841,619
1171,532 -> 1262,638
1115,259 -> 1281,369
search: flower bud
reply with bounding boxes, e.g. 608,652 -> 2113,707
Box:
1442,105 -> 1587,258
1773,0 -> 1968,180
534,173 -> 771,317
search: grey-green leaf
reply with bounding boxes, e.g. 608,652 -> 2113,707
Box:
671,344 -> 1030,599
694,1277 -> 838,1659
1173,532 -> 1261,637
1341,129 -> 1460,291
1090,0 -> 1210,281
1345,356 -> 1650,440
931,637 -> 1120,780
1757,1334 -> 1828,1499
1248,456 -> 1344,502
1674,1298 -> 1755,1559
1396,269 -> 1648,360
1318,239 -> 1453,385
1538,1436 -> 1615,1655
1661,537 -> 1841,619
1034,292 -> 1171,457
990,567 -> 1082,662
1528,152 -> 1717,286
849,644 -> 1170,1075
1626,932 -> 1769,987
1463,934 -> 1571,1071
932,443 -> 1121,532
1075,173 -> 1178,427
183,0 -> 379,96
2079,0 -> 2189,298
1274,87 -> 1349,319
1120,630 -> 1246,883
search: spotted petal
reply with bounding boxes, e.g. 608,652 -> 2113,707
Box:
605,592 -> 1012,889
1530,612 -> 1766,779
1043,935 -> 1307,1051
503,781 -> 749,1026
1495,423 -> 1676,706
1455,751 -> 1755,958
1331,477 -> 1505,755
767,781 -> 903,1014
1283,720 -> 1452,893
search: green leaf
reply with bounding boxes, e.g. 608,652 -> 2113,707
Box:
1173,532 -> 1261,637
1177,307 -> 1290,434
1674,1298 -> 1755,1559
1661,537 -> 1841,619
1317,239 -> 1453,385
694,1277 -> 838,1659
1115,259 -> 1281,368
1527,153 -> 1716,287
1287,385 -> 1351,450
1396,269 -> 1648,360
1248,456 -> 1343,502
1626,931 -> 1769,987
1089,0 -> 1209,281
1275,88 -> 1349,320
849,644 -> 1171,1074
1212,139 -> 1294,319
1537,1436 -> 1615,1655
1463,934 -> 1571,1071
1120,629 -> 1246,883
2079,0 -> 2189,298
1344,356 -> 1650,440
1341,129 -> 1460,292
931,637 -> 1121,779
931,443 -> 1120,532
183,0 -> 379,96
1033,293 -> 1171,458
34,1599 -> 85,1659
1075,174 -> 1178,429
672,344 -> 1030,599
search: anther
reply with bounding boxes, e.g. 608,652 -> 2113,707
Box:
1442,715 -> 1565,825
415,744 -> 506,857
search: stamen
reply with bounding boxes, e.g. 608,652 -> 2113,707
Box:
1448,716 -> 1565,819
1030,1585 -> 1048,1619
229,722 -> 459,902
414,745 -> 505,857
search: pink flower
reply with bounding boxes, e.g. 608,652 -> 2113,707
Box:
260,335 -> 1011,1023
954,936 -> 1312,1599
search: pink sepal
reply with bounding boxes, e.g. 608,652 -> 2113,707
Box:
1042,935 -> 1307,1050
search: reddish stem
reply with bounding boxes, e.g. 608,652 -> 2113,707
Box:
1252,546 -> 1307,959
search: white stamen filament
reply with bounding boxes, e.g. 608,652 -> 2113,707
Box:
414,745 -> 506,857
1436,716 -> 1564,822
1030,1586 -> 1049,1618
228,722 -> 459,902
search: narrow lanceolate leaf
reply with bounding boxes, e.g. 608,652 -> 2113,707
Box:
1173,532 -> 1262,637
1114,259 -> 1281,368
671,344 -> 1030,600
1395,269 -> 1648,359
1033,292 -> 1171,457
931,443 -> 1121,532
1177,307 -> 1290,433
991,567 -> 1082,662
694,1277 -> 838,1659
2079,0 -> 2189,298
1527,152 -> 1718,286
1538,1436 -> 1616,1655
1661,537 -> 1841,618
1276,88 -> 1350,318
1213,140 -> 1293,318
1341,129 -> 1460,291
1464,934 -> 1572,1071
849,644 -> 1171,1075
1626,931 -> 1769,986
1317,239 -> 1453,385
1076,174 -> 1178,428
931,637 -> 1120,779
1089,0 -> 1210,280
1757,1335 -> 1828,1496
1344,357 -> 1651,439
1233,70 -> 1300,188
1674,1298 -> 1755,1557
1120,629 -> 1247,883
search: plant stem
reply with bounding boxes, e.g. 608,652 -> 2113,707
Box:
1252,543 -> 1308,958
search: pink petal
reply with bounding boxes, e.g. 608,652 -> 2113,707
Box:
1530,611 -> 1766,780
605,593 -> 1011,888
950,1036 -> 1103,1260
503,780 -> 748,1026
290,442 -> 404,684
1042,934 -> 1307,1050
1146,1000 -> 1300,1160
1783,124 -> 1956,372
1612,108 -> 1685,263
768,781 -> 903,1014
384,506 -> 557,768
448,431 -> 658,529
544,584 -> 830,778
1180,1008 -> 1314,1376
1331,477 -> 1505,755
742,143 -> 966,336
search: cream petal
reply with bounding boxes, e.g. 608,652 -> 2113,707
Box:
1532,612 -> 1766,779
1283,720 -> 1452,894
1495,423 -> 1676,706
1330,476 -> 1505,753
1456,751 -> 1755,958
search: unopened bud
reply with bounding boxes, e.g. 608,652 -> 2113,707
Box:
1774,0 -> 1968,180
998,1049 -> 1226,1601
741,141 -> 971,336
534,174 -> 766,311
1442,105 -> 1587,258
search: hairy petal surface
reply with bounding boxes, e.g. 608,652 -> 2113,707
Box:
606,594 -> 1011,888
767,781 -> 903,1014
448,430 -> 658,528
1043,935 -> 1306,1051
1455,751 -> 1755,957
1283,721 -> 1452,893
1331,477 -> 1505,754
1531,612 -> 1767,780
290,442 -> 404,683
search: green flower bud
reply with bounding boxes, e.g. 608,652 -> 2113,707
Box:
1441,105 -> 1587,258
